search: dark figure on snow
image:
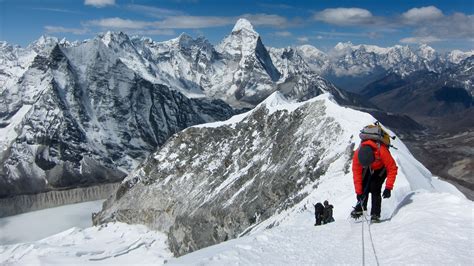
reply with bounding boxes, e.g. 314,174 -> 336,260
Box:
351,139 -> 398,222
314,202 -> 324,226
322,200 -> 335,224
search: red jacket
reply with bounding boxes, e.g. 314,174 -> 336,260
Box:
352,140 -> 398,195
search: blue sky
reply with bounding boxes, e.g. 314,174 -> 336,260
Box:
0,0 -> 473,51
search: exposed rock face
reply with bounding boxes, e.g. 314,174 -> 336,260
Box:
0,43 -> 235,198
93,93 -> 356,256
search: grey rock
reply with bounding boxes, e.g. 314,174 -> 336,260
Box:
93,95 -> 354,256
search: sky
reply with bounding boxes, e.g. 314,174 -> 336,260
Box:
0,0 -> 473,52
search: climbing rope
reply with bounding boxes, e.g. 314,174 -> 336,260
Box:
361,212 -> 365,266
362,211 -> 380,266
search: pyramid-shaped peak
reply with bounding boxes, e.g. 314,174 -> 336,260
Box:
232,18 -> 256,33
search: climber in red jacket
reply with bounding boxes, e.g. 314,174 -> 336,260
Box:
351,139 -> 398,222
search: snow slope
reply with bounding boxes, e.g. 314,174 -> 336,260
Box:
0,222 -> 172,265
170,192 -> 472,265
0,93 -> 471,265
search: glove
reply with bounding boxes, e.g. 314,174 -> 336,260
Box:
356,194 -> 365,202
382,188 -> 391,199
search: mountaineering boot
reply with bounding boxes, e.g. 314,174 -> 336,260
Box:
350,204 -> 363,219
370,215 -> 381,223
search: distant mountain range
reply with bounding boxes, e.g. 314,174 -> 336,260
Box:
294,42 -> 473,92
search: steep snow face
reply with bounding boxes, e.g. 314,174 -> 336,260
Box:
0,43 -> 236,198
93,92 -> 461,256
213,18 -> 281,105
269,47 -> 349,104
131,33 -> 216,98
0,42 -> 37,94
294,44 -> 330,74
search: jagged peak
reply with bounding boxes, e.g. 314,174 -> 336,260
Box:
32,35 -> 59,46
334,42 -> 354,50
232,18 -> 256,34
98,31 -> 130,46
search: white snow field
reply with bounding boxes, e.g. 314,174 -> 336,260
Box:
0,94 -> 472,265
0,200 -> 104,245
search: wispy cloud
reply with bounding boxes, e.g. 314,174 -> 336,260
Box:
84,13 -> 297,33
45,26 -> 89,35
153,16 -> 233,29
274,31 -> 292,37
400,36 -> 442,44
297,36 -> 309,43
31,7 -> 82,14
126,4 -> 185,18
84,0 -> 115,8
129,29 -> 176,36
258,3 -> 294,9
85,18 -> 152,29
241,13 -> 297,28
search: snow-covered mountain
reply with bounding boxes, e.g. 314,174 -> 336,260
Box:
294,42 -> 473,92
0,40 -> 235,198
128,18 -> 340,107
0,19 -> 351,200
93,92 -> 466,257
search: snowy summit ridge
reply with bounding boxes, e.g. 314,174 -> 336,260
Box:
93,92 -> 465,257
232,18 -> 256,33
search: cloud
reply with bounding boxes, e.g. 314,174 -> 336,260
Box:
126,4 -> 185,18
241,13 -> 295,28
297,36 -> 309,43
86,18 -> 152,29
274,31 -> 292,37
84,0 -> 115,8
45,26 -> 89,35
401,6 -> 443,24
153,16 -> 233,29
313,8 -> 379,26
84,14 -> 295,33
412,12 -> 474,40
31,7 -> 81,14
258,3 -> 294,9
130,29 -> 176,36
400,36 -> 442,44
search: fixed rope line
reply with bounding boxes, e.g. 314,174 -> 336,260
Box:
365,214 -> 379,266
361,212 -> 365,266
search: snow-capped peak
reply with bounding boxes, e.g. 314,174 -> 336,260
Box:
98,31 -> 130,47
334,42 -> 354,51
447,49 -> 474,64
232,18 -> 256,33
297,44 -> 326,57
416,44 -> 437,60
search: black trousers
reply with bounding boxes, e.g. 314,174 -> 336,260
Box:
362,168 -> 387,216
